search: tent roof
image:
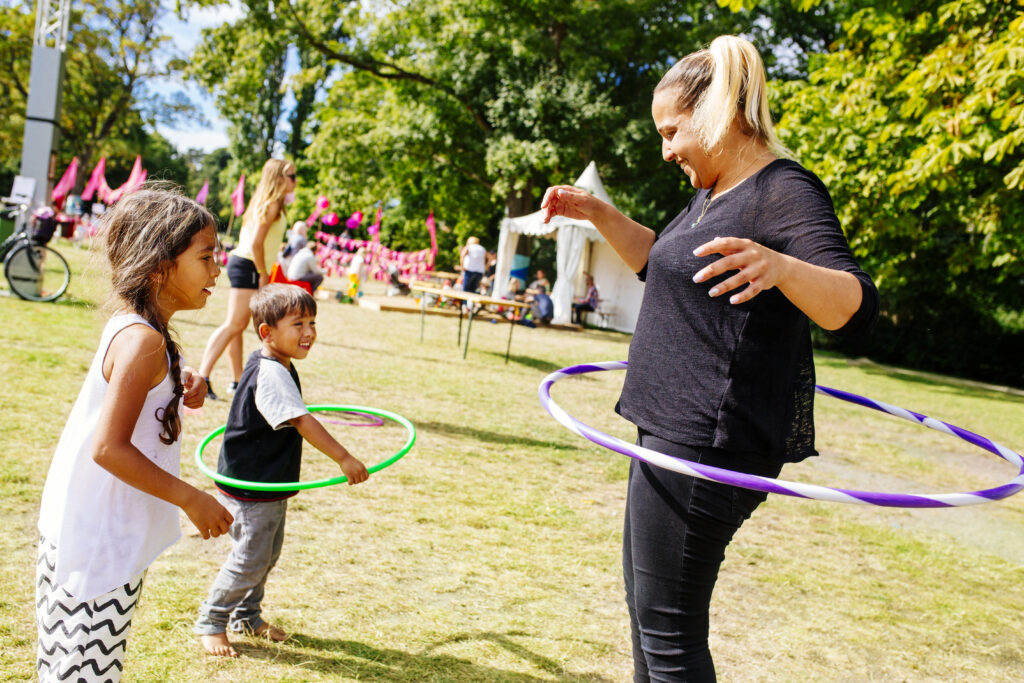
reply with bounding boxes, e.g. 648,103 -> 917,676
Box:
501,161 -> 614,240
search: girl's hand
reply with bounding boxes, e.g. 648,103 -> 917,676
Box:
183,489 -> 233,539
258,273 -> 270,288
692,237 -> 792,305
340,454 -> 369,485
181,366 -> 208,408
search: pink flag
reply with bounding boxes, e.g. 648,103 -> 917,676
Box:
51,157 -> 79,206
230,175 -> 246,216
368,206 -> 382,243
195,180 -> 209,205
306,195 -> 329,226
106,156 -> 145,204
82,158 -> 106,201
426,211 -> 438,255
133,169 -> 147,192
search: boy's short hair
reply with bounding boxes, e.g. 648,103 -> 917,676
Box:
251,284 -> 317,338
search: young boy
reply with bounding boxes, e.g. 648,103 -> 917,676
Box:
195,284 -> 369,657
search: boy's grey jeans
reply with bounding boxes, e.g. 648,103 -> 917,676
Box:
194,494 -> 288,635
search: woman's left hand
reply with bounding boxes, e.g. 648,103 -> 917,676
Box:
691,237 -> 791,305
181,366 -> 208,408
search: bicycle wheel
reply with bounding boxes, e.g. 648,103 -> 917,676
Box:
4,242 -> 70,302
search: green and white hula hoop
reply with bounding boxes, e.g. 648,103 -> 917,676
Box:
195,404 -> 415,491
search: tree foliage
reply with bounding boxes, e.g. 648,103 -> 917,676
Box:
0,0 -> 201,193
190,0 -> 775,265
778,0 -> 1024,382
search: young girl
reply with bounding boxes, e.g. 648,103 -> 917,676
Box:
36,188 -> 234,682
197,158 -> 297,400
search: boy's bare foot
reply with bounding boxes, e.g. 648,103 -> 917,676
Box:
200,633 -> 238,658
252,623 -> 287,642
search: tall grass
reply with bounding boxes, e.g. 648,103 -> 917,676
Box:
1,242 -> 1022,681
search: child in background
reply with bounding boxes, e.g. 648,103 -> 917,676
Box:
195,284 -> 369,657
36,188 -> 234,682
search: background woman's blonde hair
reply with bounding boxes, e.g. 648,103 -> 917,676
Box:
655,35 -> 791,158
243,158 -> 294,228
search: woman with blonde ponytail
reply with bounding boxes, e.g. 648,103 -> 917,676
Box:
36,187 -> 234,682
542,35 -> 879,680
198,158 -> 297,399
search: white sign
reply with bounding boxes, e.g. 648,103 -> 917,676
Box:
9,176 -> 37,205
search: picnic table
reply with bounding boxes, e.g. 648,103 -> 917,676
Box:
409,281 -> 531,363
419,270 -> 461,285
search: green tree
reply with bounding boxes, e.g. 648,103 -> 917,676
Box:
0,0 -> 202,194
282,0 -> 760,262
777,0 -> 1024,382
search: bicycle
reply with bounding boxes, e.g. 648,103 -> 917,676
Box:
0,199 -> 71,302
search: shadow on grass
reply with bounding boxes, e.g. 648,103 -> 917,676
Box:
815,356 -> 1024,403
238,630 -> 613,682
863,367 -> 1024,403
481,352 -> 565,373
415,419 -> 579,451
0,290 -> 95,309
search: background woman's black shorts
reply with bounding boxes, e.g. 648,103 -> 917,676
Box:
226,255 -> 260,289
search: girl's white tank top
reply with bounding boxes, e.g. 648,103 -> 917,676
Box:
38,314 -> 183,601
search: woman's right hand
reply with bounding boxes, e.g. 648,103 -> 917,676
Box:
258,272 -> 270,288
541,185 -> 607,224
541,182 -> 656,273
183,489 -> 234,539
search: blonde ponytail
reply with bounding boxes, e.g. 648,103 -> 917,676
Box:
656,35 -> 791,158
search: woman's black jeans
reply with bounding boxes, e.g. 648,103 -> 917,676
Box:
624,429 -> 783,682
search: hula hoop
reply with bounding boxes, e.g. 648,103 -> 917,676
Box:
195,405 -> 415,491
315,410 -> 385,427
538,361 -> 1024,508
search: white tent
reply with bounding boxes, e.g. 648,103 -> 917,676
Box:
493,162 -> 645,332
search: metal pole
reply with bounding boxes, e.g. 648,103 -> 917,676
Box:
419,292 -> 426,343
505,310 -> 516,364
18,0 -> 71,229
462,305 -> 476,359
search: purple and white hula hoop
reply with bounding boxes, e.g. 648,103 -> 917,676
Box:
538,361 -> 1024,508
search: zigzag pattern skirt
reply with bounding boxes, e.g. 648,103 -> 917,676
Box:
36,537 -> 145,683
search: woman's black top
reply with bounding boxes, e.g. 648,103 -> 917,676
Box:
616,159 -> 878,463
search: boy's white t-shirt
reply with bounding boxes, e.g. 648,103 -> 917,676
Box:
38,314 -> 183,601
255,358 -> 308,429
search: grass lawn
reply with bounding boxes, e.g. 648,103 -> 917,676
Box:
1,240 -> 1022,681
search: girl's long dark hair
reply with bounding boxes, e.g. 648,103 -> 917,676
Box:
101,185 -> 214,444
